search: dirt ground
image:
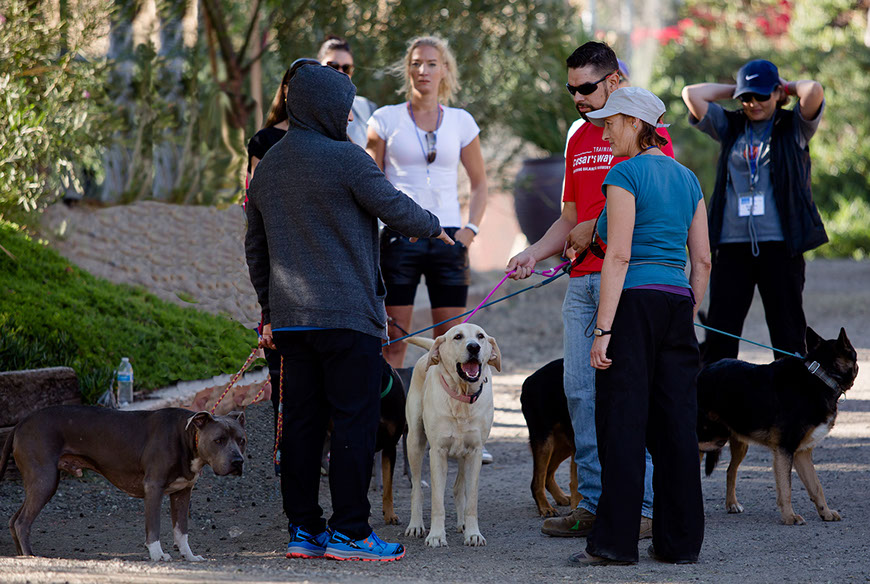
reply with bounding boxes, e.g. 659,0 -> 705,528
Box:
2,221 -> 869,582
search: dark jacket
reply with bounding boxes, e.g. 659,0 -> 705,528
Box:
245,65 -> 441,338
703,106 -> 827,256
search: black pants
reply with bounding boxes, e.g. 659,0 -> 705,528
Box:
273,329 -> 381,539
704,242 -> 806,364
587,290 -> 704,563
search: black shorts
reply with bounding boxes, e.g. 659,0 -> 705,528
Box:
380,227 -> 470,308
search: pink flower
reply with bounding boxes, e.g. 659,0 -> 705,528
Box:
83,90 -> 90,99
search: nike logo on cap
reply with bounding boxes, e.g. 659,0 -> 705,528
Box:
745,74 -> 760,80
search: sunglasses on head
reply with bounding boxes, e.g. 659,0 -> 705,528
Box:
739,92 -> 772,104
326,61 -> 354,75
566,71 -> 616,96
425,131 -> 437,164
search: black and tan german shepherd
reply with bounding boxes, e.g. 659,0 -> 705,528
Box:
697,326 -> 859,525
520,359 -> 581,517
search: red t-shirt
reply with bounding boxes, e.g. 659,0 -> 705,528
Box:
562,121 -> 674,276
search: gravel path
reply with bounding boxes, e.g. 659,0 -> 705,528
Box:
1,206 -> 868,583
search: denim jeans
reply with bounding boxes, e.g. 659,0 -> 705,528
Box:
562,274 -> 654,518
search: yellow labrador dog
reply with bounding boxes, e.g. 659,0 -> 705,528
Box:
404,323 -> 501,547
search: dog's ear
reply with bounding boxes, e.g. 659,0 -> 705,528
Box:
225,410 -> 246,428
186,411 -> 215,431
837,327 -> 853,351
487,337 -> 502,372
805,327 -> 823,352
426,336 -> 446,370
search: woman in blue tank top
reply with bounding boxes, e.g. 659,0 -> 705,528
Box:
568,88 -> 711,567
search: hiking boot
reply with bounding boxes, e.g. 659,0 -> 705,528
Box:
286,526 -> 329,559
324,529 -> 405,562
542,507 -> 595,537
638,516 -> 653,540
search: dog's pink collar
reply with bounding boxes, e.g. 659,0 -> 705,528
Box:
440,374 -> 484,404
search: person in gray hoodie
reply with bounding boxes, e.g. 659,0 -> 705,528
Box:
245,61 -> 452,562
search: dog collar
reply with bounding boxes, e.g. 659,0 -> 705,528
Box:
805,360 -> 842,393
440,374 -> 484,404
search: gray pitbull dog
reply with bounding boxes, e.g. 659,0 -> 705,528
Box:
0,405 -> 246,561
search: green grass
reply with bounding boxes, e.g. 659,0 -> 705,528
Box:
807,196 -> 870,260
0,220 -> 259,403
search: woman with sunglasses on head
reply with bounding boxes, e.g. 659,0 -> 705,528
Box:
682,60 -> 827,366
318,35 -> 377,147
569,87 -> 711,567
366,36 -> 489,374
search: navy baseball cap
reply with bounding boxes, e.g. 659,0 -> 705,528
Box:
733,59 -> 780,99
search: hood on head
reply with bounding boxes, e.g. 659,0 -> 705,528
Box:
286,64 -> 356,141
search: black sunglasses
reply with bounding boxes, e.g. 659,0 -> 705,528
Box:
566,71 -> 616,96
425,131 -> 437,164
739,92 -> 772,104
326,61 -> 354,75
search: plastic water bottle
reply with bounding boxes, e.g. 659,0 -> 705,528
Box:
117,357 -> 134,406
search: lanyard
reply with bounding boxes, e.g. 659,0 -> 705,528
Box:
407,102 -> 443,186
745,119 -> 774,188
634,145 -> 658,157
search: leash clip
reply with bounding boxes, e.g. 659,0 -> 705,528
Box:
807,361 -> 821,374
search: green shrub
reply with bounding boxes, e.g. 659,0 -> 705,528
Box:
0,221 -> 259,402
808,196 -> 870,260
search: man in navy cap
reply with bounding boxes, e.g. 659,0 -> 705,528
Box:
681,60 -> 827,364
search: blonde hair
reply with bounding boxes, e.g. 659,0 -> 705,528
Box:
394,36 -> 460,104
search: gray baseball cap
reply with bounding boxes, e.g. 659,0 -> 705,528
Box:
585,87 -> 667,128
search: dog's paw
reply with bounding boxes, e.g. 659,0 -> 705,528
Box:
464,532 -> 486,547
405,523 -> 427,538
425,531 -> 448,548
552,494 -> 570,507
182,554 -> 205,562
820,509 -> 841,522
782,513 -> 806,525
726,502 -> 744,514
538,506 -> 559,518
384,512 -> 400,525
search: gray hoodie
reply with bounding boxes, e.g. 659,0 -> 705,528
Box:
245,65 -> 441,339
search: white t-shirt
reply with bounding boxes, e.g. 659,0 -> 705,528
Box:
368,103 -> 480,227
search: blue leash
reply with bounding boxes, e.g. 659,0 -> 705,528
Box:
693,322 -> 803,358
384,270 -> 568,347
382,267 -> 802,360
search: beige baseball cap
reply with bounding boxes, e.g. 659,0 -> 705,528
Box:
585,87 -> 667,128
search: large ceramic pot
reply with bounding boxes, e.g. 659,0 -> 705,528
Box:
513,155 -> 565,244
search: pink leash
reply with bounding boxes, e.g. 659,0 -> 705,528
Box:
462,261 -> 569,323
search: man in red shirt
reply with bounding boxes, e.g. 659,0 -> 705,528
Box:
507,42 -> 673,542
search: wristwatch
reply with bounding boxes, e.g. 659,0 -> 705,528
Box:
593,327 -> 611,337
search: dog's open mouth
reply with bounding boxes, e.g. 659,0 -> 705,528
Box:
456,360 -> 482,383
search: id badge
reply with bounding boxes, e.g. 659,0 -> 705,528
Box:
738,193 -> 765,217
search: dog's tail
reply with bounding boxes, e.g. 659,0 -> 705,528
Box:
404,336 -> 435,351
704,448 -> 721,476
0,425 -> 15,483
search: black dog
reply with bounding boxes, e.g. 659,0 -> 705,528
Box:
520,359 -> 580,517
375,361 -> 407,524
697,327 -> 859,525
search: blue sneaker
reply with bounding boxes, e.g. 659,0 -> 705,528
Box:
324,529 -> 405,562
286,526 -> 329,559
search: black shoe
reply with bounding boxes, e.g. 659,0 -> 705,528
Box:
647,544 -> 697,565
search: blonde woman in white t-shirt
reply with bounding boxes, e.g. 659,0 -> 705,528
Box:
367,35 -> 489,371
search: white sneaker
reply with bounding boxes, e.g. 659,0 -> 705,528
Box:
481,447 -> 493,465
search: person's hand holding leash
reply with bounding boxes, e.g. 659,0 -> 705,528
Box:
590,335 -> 612,370
566,221 -> 594,255
259,323 -> 276,350
505,250 -> 537,280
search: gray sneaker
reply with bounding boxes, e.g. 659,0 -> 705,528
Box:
542,507 -> 595,537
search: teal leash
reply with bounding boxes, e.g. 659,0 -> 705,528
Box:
694,322 -> 803,358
